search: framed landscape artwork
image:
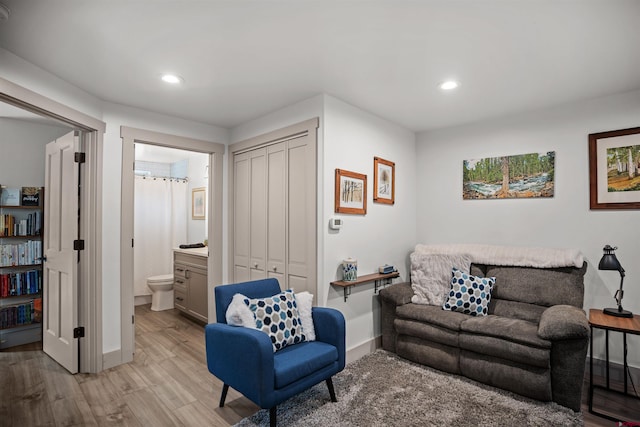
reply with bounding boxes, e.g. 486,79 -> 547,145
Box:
335,169 -> 367,214
463,151 -> 555,200
589,127 -> 640,210
374,157 -> 395,204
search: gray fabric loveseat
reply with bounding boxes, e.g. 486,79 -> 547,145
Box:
379,244 -> 589,412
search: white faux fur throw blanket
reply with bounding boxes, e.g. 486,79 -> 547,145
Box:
415,244 -> 583,268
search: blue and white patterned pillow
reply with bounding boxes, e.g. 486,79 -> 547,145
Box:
244,289 -> 306,352
442,268 -> 495,316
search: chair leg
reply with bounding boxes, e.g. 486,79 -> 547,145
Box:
269,406 -> 277,427
326,377 -> 337,402
219,384 -> 229,407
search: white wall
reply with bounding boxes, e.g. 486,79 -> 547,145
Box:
0,118 -> 70,186
416,89 -> 640,368
0,48 -> 103,120
322,96 -> 416,352
187,151 -> 209,244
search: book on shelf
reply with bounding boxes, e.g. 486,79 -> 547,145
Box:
0,211 -> 40,237
0,240 -> 42,267
0,270 -> 41,297
0,298 -> 39,329
21,187 -> 40,206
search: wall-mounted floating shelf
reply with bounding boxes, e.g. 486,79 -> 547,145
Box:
330,271 -> 400,302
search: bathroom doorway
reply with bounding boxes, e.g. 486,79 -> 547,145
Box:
132,144 -> 208,308
119,126 -> 225,368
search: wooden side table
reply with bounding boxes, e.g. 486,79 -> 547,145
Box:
588,309 -> 640,421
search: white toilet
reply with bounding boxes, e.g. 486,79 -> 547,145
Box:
147,274 -> 175,311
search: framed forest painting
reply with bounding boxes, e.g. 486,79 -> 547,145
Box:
589,127 -> 640,209
463,152 -> 555,200
335,169 -> 367,214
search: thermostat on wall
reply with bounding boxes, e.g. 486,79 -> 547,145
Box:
329,218 -> 343,230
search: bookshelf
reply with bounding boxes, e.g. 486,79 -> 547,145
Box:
0,186 -> 44,349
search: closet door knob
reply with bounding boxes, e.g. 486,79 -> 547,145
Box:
254,263 -> 258,268
272,266 -> 277,272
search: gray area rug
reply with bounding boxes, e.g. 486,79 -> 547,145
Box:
234,349 -> 583,427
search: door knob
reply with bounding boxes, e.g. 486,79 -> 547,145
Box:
254,263 -> 258,268
272,266 -> 277,272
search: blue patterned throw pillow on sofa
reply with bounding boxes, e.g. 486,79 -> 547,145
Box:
442,268 -> 495,316
245,289 -> 306,352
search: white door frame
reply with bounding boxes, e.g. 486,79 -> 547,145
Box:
120,126 -> 225,364
0,76 -> 105,373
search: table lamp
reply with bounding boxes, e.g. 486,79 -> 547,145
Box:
598,245 -> 633,318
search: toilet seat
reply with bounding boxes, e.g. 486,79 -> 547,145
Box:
147,274 -> 174,284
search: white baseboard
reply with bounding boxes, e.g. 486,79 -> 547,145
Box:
346,335 -> 382,364
134,295 -> 152,306
102,349 -> 122,370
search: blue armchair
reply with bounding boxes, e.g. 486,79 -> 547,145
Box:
205,278 -> 346,427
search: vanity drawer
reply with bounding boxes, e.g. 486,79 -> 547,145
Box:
174,276 -> 187,292
174,289 -> 187,311
174,264 -> 188,279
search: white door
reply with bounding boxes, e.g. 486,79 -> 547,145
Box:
43,131 -> 80,374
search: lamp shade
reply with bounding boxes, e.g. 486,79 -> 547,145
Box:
598,245 -> 623,272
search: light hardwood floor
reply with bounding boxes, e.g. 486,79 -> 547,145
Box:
1,305 -> 258,426
1,305 -> 638,426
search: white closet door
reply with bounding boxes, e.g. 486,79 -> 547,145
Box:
266,142 -> 286,284
249,148 -> 267,280
231,121 -> 317,297
287,135 -> 313,294
233,152 -> 250,282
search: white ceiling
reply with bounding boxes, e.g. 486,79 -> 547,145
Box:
0,0 -> 639,132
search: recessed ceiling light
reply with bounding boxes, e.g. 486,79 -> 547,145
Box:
161,74 -> 184,84
439,80 -> 459,90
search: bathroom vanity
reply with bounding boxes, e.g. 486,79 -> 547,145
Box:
173,247 -> 208,323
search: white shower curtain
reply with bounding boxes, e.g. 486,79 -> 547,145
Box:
134,176 -> 188,296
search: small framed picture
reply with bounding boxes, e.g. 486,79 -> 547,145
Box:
0,187 -> 20,206
21,187 -> 41,206
335,169 -> 367,215
192,187 -> 206,219
374,157 -> 395,204
589,127 -> 640,210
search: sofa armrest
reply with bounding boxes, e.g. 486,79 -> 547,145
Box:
379,282 -> 414,307
313,307 -> 346,371
537,305 -> 589,340
378,282 -> 413,353
205,323 -> 274,405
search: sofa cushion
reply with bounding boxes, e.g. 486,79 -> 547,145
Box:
442,268 -> 495,316
396,303 -> 469,331
274,341 -> 337,389
486,264 -> 586,308
410,253 -> 473,305
489,299 -> 547,323
460,315 -> 551,349
395,318 -> 460,347
459,333 -> 550,368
